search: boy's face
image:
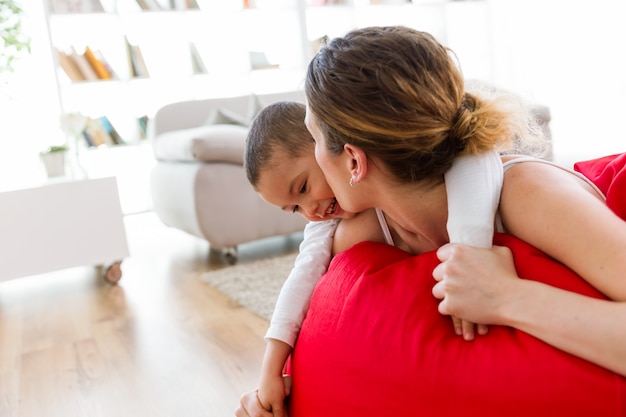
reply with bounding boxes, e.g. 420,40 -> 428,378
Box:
257,146 -> 356,222
305,105 -> 358,215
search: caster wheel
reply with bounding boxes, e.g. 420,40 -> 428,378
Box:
222,247 -> 238,265
103,261 -> 123,284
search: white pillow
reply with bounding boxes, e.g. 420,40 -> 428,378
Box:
153,124 -> 248,163
192,124 -> 248,164
204,94 -> 264,127
204,107 -> 249,127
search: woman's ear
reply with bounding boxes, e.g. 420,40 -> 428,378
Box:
344,143 -> 368,184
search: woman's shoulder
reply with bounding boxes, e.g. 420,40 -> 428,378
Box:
500,154 -> 605,200
333,208 -> 386,255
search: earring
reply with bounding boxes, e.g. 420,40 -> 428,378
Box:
349,176 -> 359,187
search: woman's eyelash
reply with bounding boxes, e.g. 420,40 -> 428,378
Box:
292,205 -> 299,214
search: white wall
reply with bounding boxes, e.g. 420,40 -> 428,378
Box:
1,0 -> 61,191
2,0 -> 624,193
487,0 -> 626,166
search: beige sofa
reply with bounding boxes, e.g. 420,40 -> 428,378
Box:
149,90 -> 308,262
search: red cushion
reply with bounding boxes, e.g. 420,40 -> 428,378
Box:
574,152 -> 626,218
289,234 -> 626,417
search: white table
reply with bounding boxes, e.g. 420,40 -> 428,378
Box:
0,177 -> 129,282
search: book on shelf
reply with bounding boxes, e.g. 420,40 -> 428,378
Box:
137,115 -> 149,140
56,46 -> 118,82
56,48 -> 86,82
136,0 -> 200,10
81,116 -> 125,147
98,116 -> 126,145
83,46 -> 112,80
83,117 -> 112,147
93,48 -> 119,79
125,37 -> 150,78
51,0 -> 105,13
135,0 -> 163,11
170,0 -> 199,9
69,46 -> 99,81
249,51 -> 279,70
189,42 -> 208,75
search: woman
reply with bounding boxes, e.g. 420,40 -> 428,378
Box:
236,26 -> 626,417
305,25 -> 626,375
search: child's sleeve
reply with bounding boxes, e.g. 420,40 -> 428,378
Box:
265,219 -> 339,347
444,150 -> 503,248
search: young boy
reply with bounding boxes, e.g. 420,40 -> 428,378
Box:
244,101 -> 503,415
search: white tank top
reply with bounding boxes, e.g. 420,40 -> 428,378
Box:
494,156 -> 605,233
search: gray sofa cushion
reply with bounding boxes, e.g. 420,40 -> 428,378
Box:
153,124 -> 249,164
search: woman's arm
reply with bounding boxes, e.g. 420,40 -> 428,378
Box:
432,242 -> 626,376
432,157 -> 626,376
499,160 -> 626,300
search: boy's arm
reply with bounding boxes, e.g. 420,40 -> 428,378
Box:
258,219 -> 338,414
265,218 -> 339,346
444,150 -> 503,248
443,150 -> 503,339
257,338 -> 293,414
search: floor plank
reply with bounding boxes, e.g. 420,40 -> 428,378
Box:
0,212 -> 300,417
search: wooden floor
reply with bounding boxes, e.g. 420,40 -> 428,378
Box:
0,212 -> 302,417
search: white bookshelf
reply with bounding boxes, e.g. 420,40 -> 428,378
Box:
43,0 -> 490,144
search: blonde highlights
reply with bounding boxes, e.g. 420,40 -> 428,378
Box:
306,26 -> 545,183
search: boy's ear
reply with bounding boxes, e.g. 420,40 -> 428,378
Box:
344,143 -> 368,183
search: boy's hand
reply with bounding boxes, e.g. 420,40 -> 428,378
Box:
235,389 -> 271,417
258,374 -> 289,416
236,376 -> 292,417
451,316 -> 488,340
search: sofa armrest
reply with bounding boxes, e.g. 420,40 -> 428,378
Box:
153,124 -> 248,164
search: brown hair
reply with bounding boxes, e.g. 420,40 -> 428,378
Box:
245,101 -> 311,189
305,26 -> 543,183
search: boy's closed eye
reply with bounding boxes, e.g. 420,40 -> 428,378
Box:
292,181 -> 307,213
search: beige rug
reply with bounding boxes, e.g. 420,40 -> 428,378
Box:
201,252 -> 298,320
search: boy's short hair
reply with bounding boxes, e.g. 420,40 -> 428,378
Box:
245,101 -> 312,189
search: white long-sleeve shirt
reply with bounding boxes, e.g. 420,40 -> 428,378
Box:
264,219 -> 339,345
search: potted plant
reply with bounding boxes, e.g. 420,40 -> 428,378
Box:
40,112 -> 90,178
39,145 -> 69,177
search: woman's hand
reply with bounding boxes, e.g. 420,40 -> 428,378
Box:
235,376 -> 292,417
432,243 -> 519,325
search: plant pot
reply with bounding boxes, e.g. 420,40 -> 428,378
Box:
40,151 -> 67,178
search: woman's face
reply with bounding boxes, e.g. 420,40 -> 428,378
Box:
256,144 -> 355,222
305,104 -> 356,214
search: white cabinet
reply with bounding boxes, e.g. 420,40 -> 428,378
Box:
0,177 -> 129,281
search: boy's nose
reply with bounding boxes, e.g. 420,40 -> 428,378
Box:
302,201 -> 323,219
